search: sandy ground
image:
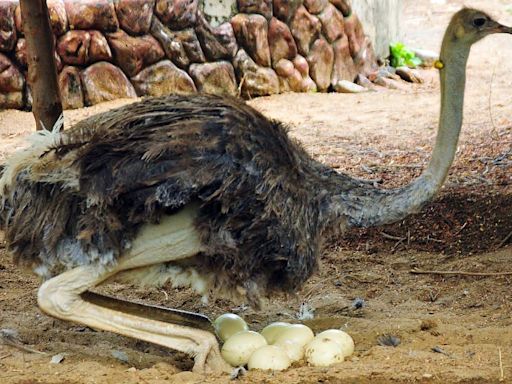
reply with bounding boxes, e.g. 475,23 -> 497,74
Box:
1,0 -> 512,383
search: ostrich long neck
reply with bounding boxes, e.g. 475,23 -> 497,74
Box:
340,35 -> 471,227
427,38 -> 470,189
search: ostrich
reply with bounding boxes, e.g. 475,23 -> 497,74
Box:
0,8 -> 510,373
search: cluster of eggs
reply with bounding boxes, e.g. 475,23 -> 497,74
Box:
214,313 -> 355,371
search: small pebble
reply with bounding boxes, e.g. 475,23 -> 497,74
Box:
376,66 -> 400,80
333,80 -> 368,93
355,74 -> 376,90
395,67 -> 424,83
431,346 -> 451,356
377,334 -> 401,347
373,77 -> 408,90
111,350 -> 129,363
0,328 -> 19,339
352,298 -> 365,309
50,353 -> 65,364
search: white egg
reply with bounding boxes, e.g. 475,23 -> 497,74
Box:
273,339 -> 304,363
273,324 -> 314,347
305,337 -> 344,367
315,329 -> 355,357
260,322 -> 291,344
213,313 -> 248,342
221,330 -> 267,366
248,345 -> 291,371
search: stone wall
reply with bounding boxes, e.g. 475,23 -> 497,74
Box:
0,0 -> 376,110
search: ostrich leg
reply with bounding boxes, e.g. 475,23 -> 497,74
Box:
36,206 -> 231,373
37,266 -> 229,372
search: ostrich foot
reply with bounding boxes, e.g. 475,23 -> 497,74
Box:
193,336 -> 232,373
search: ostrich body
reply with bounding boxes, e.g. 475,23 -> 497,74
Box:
0,8 -> 510,372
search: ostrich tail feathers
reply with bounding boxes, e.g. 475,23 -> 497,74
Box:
0,113 -> 67,218
29,113 -> 64,147
39,113 -> 64,135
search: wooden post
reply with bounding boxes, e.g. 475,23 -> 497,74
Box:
20,0 -> 63,131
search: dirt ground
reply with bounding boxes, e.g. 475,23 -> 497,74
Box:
1,0 -> 512,383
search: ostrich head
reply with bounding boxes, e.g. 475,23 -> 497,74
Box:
447,8 -> 512,45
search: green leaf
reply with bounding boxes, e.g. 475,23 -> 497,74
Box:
389,42 -> 422,68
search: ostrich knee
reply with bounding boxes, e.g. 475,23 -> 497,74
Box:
37,277 -> 83,319
37,265 -> 109,320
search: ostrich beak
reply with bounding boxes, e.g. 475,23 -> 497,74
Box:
494,22 -> 512,34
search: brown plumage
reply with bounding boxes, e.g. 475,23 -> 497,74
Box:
0,8 -> 510,373
1,94 -> 354,304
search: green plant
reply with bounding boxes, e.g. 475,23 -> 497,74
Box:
389,42 -> 422,68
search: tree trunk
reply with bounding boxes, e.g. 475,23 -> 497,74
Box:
20,0 -> 63,131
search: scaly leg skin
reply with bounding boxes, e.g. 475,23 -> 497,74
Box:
37,265 -> 231,373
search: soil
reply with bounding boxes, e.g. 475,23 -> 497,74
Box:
1,0 -> 511,383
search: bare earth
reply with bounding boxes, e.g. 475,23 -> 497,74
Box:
1,1 -> 512,383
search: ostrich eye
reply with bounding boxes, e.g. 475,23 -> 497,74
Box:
472,17 -> 486,27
